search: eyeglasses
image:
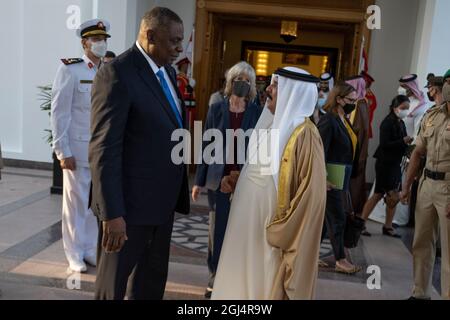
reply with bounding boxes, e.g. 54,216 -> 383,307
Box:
343,97 -> 357,104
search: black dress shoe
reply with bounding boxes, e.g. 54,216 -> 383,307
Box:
204,287 -> 213,299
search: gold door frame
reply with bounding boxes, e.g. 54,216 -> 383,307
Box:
193,0 -> 374,122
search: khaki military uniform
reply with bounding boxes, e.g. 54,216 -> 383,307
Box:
413,103 -> 450,299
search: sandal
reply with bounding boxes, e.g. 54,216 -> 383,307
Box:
318,260 -> 329,268
361,223 -> 371,237
361,228 -> 372,237
382,226 -> 401,238
335,264 -> 362,275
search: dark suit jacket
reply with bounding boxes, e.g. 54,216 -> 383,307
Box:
194,99 -> 262,190
374,112 -> 408,164
89,44 -> 190,226
317,112 -> 355,166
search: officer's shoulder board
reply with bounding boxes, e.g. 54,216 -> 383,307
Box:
423,105 -> 442,127
61,58 -> 84,66
426,104 -> 439,113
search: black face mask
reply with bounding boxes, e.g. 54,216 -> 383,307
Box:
232,81 -> 251,98
343,103 -> 356,114
427,92 -> 435,102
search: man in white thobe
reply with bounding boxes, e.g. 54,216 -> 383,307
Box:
212,67 -> 327,300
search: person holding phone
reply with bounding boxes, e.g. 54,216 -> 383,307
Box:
360,95 -> 412,238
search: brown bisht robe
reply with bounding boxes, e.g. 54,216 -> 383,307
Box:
349,98 -> 370,214
266,119 -> 327,300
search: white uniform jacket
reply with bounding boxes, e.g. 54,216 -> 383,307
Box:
51,55 -> 97,168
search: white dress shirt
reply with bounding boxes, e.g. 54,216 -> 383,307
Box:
135,41 -> 182,115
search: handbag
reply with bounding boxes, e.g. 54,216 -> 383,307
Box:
342,191 -> 365,248
344,213 -> 366,248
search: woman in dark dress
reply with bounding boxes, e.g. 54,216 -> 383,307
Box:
361,95 -> 413,237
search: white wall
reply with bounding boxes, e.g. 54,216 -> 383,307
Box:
411,0 -> 450,82
410,0 -> 435,84
96,0 -> 132,54
366,0 -> 420,182
159,0 -> 196,55
1,0 -> 91,162
0,0 -> 24,155
0,0 -> 195,164
110,0 -> 196,57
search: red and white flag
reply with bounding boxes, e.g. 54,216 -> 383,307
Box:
185,29 -> 195,77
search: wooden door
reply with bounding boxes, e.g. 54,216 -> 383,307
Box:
194,0 -> 374,122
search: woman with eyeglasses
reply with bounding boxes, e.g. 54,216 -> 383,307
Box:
317,82 -> 362,274
192,61 -> 263,297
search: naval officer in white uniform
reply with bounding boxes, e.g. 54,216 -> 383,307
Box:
51,19 -> 111,272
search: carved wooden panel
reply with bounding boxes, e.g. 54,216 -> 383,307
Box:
205,0 -> 368,11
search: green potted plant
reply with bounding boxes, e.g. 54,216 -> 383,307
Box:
38,85 -> 63,194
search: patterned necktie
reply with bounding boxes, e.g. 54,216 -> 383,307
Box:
156,69 -> 183,128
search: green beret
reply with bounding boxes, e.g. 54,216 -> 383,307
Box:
444,69 -> 450,80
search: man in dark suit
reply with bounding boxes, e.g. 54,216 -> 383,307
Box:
89,7 -> 190,300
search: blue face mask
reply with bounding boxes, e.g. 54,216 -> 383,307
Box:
317,97 -> 327,109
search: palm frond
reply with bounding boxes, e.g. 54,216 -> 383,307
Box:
38,85 -> 53,145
